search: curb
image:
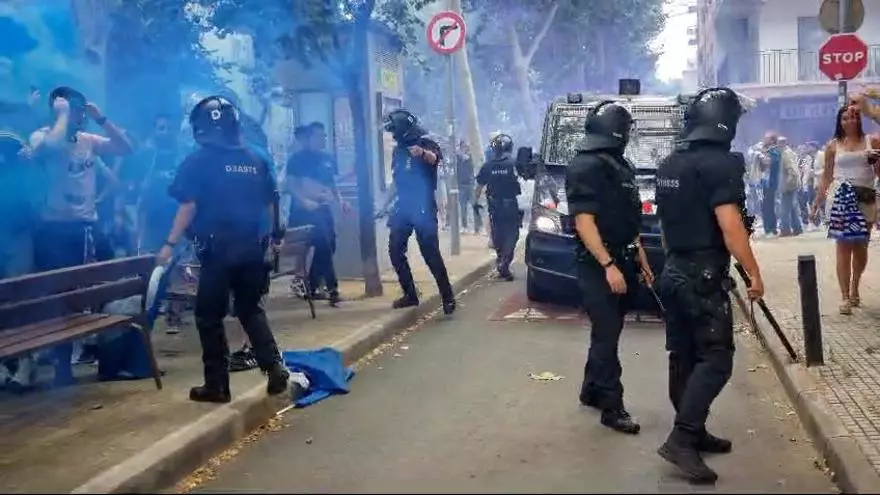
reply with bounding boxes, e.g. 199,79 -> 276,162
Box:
731,290 -> 880,494
71,255 -> 498,494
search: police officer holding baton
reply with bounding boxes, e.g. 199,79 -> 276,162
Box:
475,133 -> 521,280
565,102 -> 653,435
157,96 -> 289,403
377,109 -> 456,315
654,88 -> 764,483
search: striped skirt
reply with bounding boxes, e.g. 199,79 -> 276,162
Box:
827,182 -> 870,242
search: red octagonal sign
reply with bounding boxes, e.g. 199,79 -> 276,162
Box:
819,33 -> 869,81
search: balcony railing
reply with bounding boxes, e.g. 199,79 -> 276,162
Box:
720,45 -> 880,86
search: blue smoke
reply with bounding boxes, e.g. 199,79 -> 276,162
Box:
0,2 -> 99,109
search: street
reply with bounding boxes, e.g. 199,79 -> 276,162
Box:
190,274 -> 835,494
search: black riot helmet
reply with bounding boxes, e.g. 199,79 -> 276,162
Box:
579,101 -> 633,153
189,95 -> 242,148
489,133 -> 514,158
383,109 -> 421,143
681,87 -> 744,144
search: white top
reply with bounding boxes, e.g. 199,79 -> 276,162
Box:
834,140 -> 875,189
30,127 -> 112,223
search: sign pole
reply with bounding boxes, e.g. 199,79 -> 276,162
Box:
838,0 -> 850,107
426,9 -> 466,256
447,53 -> 461,256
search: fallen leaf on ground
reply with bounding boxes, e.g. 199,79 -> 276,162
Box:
529,371 -> 564,381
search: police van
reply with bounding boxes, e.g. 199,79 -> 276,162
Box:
518,81 -> 689,308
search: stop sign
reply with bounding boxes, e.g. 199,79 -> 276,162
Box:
819,33 -> 869,81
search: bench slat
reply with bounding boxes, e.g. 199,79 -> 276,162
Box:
0,278 -> 145,330
0,314 -> 107,348
0,255 -> 154,305
0,314 -> 133,360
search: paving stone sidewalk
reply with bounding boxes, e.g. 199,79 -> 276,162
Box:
0,232 -> 494,494
753,231 -> 880,475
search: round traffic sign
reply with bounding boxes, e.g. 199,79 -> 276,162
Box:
426,10 -> 467,55
818,33 -> 869,81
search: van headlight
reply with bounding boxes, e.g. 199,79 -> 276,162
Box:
532,206 -> 563,234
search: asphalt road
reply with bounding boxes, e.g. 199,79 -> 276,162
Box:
192,275 -> 835,494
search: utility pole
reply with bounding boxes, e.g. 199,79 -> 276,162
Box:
839,0 -> 851,107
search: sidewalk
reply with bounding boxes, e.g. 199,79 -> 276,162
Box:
0,232 -> 496,494
746,231 -> 880,492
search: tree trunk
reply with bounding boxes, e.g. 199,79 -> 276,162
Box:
506,2 -> 559,139
346,28 -> 382,297
447,0 -> 484,167
509,30 -> 536,137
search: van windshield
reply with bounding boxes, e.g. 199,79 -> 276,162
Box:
542,102 -> 684,169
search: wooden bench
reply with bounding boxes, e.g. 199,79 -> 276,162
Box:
0,255 -> 163,389
166,225 -> 317,318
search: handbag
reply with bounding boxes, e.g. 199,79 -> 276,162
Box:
852,185 -> 876,204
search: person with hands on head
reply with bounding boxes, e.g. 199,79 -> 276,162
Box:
378,109 -> 456,315
28,86 -> 132,386
565,101 -> 652,437
655,87 -> 764,484
158,95 -> 289,404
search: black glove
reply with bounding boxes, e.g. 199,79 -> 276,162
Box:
472,204 -> 484,213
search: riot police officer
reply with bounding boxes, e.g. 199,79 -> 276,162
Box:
377,109 -> 456,315
654,88 -> 764,483
158,96 -> 289,403
475,133 -> 521,280
565,101 -> 652,434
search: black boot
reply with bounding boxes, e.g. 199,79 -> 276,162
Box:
392,295 -> 419,309
697,431 -> 732,454
442,297 -> 456,315
328,290 -> 341,307
266,363 -> 290,396
190,385 -> 231,403
600,408 -> 640,434
191,366 -> 231,403
579,386 -> 600,409
658,434 -> 719,484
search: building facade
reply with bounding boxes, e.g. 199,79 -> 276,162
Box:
697,0 -> 880,145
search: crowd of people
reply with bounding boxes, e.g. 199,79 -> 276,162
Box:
744,133 -> 823,238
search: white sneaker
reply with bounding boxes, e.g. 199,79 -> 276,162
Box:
8,356 -> 35,392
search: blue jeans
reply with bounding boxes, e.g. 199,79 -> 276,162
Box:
779,190 -> 803,235
761,185 -> 778,235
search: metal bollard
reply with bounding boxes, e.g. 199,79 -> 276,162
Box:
797,255 -> 824,366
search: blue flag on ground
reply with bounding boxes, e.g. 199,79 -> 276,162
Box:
282,347 -> 355,408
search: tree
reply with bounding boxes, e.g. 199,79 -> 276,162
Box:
207,0 -> 435,297
101,1 -> 223,135
462,0 -> 666,136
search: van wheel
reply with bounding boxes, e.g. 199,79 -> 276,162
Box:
526,271 -> 552,303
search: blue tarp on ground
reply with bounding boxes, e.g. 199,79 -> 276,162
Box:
282,347 -> 355,408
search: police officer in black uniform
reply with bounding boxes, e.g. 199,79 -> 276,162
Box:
565,101 -> 653,434
377,109 -> 455,315
475,133 -> 520,280
654,88 -> 764,483
158,96 -> 289,403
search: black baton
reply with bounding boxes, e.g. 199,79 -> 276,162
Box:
733,263 -> 798,362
